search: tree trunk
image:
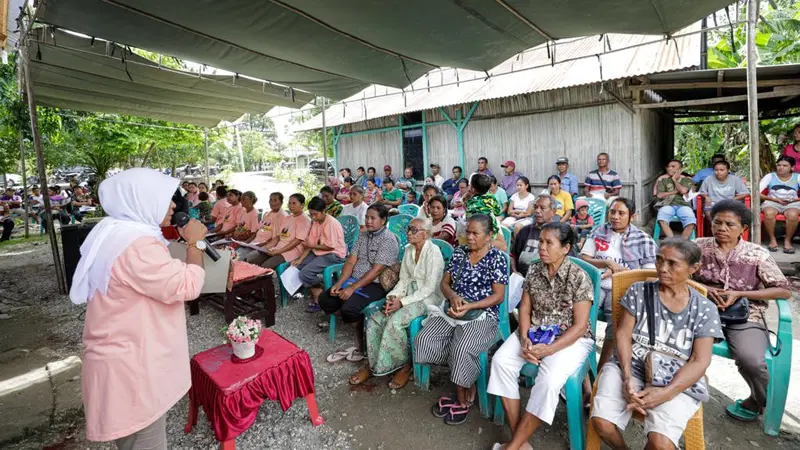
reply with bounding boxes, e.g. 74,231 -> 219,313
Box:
759,132 -> 776,175
140,142 -> 156,167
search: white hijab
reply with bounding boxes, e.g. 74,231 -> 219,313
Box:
69,168 -> 179,305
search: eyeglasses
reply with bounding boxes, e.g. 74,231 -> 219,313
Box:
406,225 -> 421,235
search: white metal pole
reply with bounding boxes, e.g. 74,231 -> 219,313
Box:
746,0 -> 761,243
321,97 -> 328,176
204,128 -> 210,185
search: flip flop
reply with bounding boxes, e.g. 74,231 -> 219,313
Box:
431,396 -> 460,418
783,247 -> 796,254
444,405 -> 471,425
326,346 -> 356,363
305,303 -> 322,313
767,246 -> 779,253
725,399 -> 759,422
346,349 -> 365,362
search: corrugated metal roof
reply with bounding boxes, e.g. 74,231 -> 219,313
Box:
295,25 -> 700,131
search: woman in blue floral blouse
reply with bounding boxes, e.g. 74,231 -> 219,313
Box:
414,213 -> 508,425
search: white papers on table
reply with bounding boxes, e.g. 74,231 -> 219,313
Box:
508,272 -> 525,312
279,266 -> 303,296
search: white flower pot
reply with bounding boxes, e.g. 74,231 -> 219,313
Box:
232,341 -> 256,359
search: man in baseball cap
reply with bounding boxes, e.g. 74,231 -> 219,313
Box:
383,165 -> 395,184
499,160 -> 523,196
554,157 -> 578,197
429,163 -> 445,188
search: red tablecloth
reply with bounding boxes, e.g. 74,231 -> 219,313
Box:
187,330 -> 316,442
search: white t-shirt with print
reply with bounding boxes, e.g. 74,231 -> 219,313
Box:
581,231 -> 655,290
342,202 -> 368,225
509,192 -> 536,213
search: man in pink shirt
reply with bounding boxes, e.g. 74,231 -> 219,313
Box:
293,197 -> 346,312
212,189 -> 244,238
248,193 -> 311,269
69,168 -> 207,448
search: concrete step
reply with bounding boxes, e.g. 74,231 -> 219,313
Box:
0,349 -> 82,444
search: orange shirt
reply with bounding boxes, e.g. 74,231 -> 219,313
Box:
82,237 -> 205,441
219,204 -> 244,233
306,215 -> 346,259
254,210 -> 288,243
274,213 -> 312,262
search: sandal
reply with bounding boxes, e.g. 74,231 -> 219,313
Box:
431,396 -> 459,418
725,399 -> 760,422
346,349 -> 365,362
348,367 -> 372,386
305,303 -> 322,313
388,366 -> 412,389
444,404 -> 471,425
326,347 -> 356,363
767,245 -> 779,253
783,247 -> 796,254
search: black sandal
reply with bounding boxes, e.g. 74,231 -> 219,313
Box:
444,404 -> 471,425
783,247 -> 796,254
431,396 -> 459,418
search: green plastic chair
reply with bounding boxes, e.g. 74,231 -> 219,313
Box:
397,204 -> 420,217
430,238 -> 454,265
712,299 -> 792,436
653,215 -> 697,240
491,256 -> 603,450
409,251 -> 512,419
500,225 -> 511,249
337,215 -> 360,254
388,214 -> 414,260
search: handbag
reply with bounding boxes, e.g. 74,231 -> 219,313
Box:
717,297 -> 750,325
642,282 -> 710,402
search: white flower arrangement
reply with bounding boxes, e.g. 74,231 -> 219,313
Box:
223,316 -> 262,344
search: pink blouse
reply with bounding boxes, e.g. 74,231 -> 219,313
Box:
82,237 -> 205,441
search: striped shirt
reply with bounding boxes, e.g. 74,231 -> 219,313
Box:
584,169 -> 621,193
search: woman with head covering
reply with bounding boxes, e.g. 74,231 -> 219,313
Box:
70,168 -> 207,449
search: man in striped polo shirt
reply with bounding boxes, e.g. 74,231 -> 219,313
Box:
584,152 -> 622,205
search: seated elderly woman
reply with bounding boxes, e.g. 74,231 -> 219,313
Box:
349,217 -> 445,389
319,204 -> 400,361
488,223 -> 594,450
293,197 -> 347,312
693,200 -> 791,422
591,239 -> 722,450
414,214 -> 508,425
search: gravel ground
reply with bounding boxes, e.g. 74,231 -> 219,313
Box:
2,237 -> 800,450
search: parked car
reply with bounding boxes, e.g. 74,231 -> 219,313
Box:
307,159 -> 335,178
1,173 -> 23,187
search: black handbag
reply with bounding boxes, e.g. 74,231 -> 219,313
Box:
718,297 -> 750,325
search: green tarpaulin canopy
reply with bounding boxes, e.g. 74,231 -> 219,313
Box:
27,28 -> 315,127
37,0 -> 736,100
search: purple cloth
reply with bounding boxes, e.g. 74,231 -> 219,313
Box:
500,172 -> 522,195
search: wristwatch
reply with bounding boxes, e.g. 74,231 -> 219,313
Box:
188,241 -> 207,251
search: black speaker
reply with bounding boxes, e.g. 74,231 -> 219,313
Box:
61,221 -> 98,290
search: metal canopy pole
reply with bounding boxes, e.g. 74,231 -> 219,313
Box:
20,41 -> 68,293
321,97 -> 328,174
16,61 -> 29,238
746,0 -> 761,244
204,128 -> 210,185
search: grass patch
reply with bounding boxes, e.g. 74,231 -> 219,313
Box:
0,233 -> 50,251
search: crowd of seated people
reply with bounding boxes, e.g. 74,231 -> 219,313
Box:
183,140 -> 795,449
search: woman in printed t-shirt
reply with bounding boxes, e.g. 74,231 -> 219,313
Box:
580,197 -> 657,368
249,193 -> 311,269
759,155 -> 800,253
231,191 -> 260,243
211,189 -> 244,238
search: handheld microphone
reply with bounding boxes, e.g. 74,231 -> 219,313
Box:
173,212 -> 220,262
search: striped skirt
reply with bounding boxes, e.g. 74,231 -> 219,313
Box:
413,314 -> 499,387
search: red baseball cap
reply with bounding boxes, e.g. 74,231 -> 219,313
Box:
500,160 -> 516,168
383,165 -> 392,171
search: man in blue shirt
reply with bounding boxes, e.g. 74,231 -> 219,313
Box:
554,157 -> 579,198
442,165 -> 463,200
692,153 -> 727,184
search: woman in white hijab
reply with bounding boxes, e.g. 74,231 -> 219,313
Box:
70,168 -> 207,450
